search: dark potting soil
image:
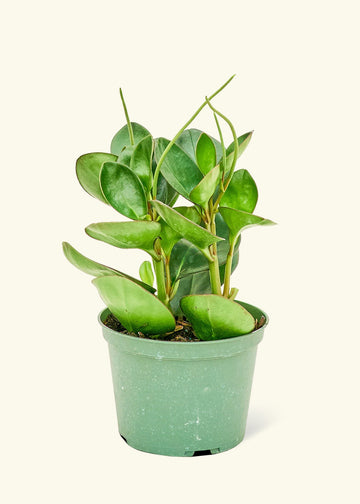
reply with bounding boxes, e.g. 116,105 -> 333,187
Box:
103,313 -> 266,342
104,312 -> 201,342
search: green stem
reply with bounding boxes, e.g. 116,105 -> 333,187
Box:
204,213 -> 221,295
223,240 -> 235,297
152,257 -> 168,306
152,75 -> 235,199
119,88 -> 135,146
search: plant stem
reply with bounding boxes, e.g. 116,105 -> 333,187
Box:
152,75 -> 235,199
119,88 -> 135,146
152,257 -> 168,306
223,239 -> 235,297
164,255 -> 172,300
205,210 -> 221,295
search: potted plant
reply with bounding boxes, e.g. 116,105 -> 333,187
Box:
63,76 -> 275,456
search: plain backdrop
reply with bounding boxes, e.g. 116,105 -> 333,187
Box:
1,0 -> 359,502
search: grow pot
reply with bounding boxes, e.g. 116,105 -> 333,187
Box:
99,301 -> 268,457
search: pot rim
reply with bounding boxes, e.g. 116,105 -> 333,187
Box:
98,301 -> 268,359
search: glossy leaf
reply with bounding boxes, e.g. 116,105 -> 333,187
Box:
130,134 -> 153,191
139,261 -> 154,287
151,200 -> 223,253
156,171 -> 178,207
220,169 -> 258,213
176,129 -> 223,164
93,276 -> 175,335
76,152 -> 117,203
154,138 -> 203,199
189,165 -> 220,208
100,162 -> 147,219
219,207 -> 276,241
169,212 -> 238,280
110,122 -> 151,156
117,145 -> 134,167
221,131 -> 253,172
159,206 -> 201,257
196,133 -> 217,174
62,242 -> 155,292
181,295 -> 255,340
85,221 -> 161,257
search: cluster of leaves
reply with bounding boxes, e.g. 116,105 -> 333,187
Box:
63,77 -> 275,340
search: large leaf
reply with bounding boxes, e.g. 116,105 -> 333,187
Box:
110,122 -> 151,156
151,200 -> 223,253
219,207 -> 276,241
220,169 -> 258,213
156,171 -> 178,207
93,276 -> 175,335
85,221 -> 161,257
130,134 -> 153,192
62,242 -> 155,292
196,133 -> 217,175
181,295 -> 255,340
222,131 -> 253,172
154,138 -> 203,199
189,165 -> 221,208
100,162 -> 147,219
76,152 -> 117,203
175,129 -> 223,164
117,145 -> 134,167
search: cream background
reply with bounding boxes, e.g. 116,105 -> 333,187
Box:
1,0 -> 359,502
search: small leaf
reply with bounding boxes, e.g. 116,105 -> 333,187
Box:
196,133 -> 217,174
100,162 -> 147,219
93,276 -> 175,335
110,122 -> 151,156
151,200 -> 223,253
117,145 -> 134,167
139,261 -> 154,287
130,134 -> 153,191
219,207 -> 276,241
62,242 -> 155,292
189,165 -> 221,208
181,295 -> 255,340
176,129 -> 223,164
76,152 -> 118,203
220,169 -> 258,213
221,131 -> 253,172
159,206 -> 201,257
154,138 -> 203,199
85,221 -> 161,257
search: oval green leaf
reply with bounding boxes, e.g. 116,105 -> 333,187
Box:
196,133 -> 217,174
189,165 -> 221,208
159,206 -> 201,257
154,138 -> 203,199
151,200 -> 223,253
85,221 -> 161,257
110,122 -> 151,156
220,169 -> 258,213
100,162 -> 147,219
62,242 -> 155,292
219,207 -> 276,241
76,152 -> 118,203
181,295 -> 255,340
176,129 -> 223,164
139,261 -> 154,287
130,134 -> 153,191
93,276 -> 175,335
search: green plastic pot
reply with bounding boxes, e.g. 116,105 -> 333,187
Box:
99,301 -> 268,457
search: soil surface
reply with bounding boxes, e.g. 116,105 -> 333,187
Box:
103,313 -> 266,342
104,313 -> 201,342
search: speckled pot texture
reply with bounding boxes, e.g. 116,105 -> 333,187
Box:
99,301 -> 268,457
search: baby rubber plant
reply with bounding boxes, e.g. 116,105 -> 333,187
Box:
63,75 -> 275,340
